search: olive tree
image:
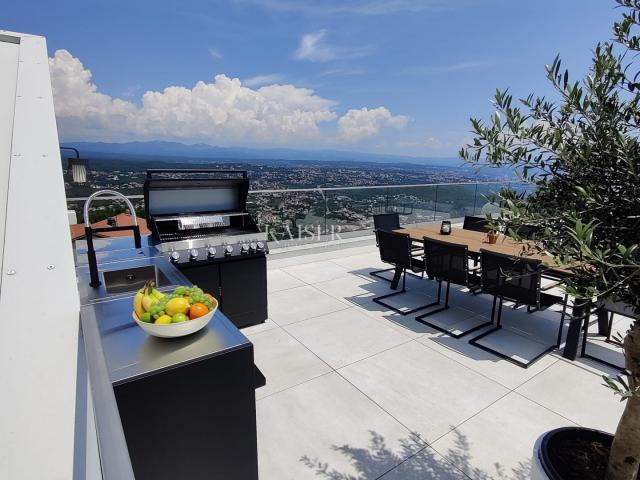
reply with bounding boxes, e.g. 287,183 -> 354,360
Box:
460,2 -> 640,479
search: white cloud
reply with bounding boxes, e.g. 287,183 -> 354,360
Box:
295,30 -> 336,62
398,137 -> 443,149
235,0 -> 454,16
49,49 -> 338,144
294,30 -> 373,62
242,73 -> 285,87
338,107 -> 408,142
208,47 -> 223,59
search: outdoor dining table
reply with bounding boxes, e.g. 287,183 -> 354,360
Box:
391,224 -> 606,361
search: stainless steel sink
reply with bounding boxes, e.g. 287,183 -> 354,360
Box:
103,265 -> 171,295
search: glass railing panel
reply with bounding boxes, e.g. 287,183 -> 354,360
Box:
65,182 -> 533,243
433,183 -> 478,220
246,190 -> 326,241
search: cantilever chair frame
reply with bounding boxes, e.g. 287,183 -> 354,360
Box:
415,237 -> 491,338
370,212 -> 422,283
372,230 -> 432,315
580,299 -> 634,371
468,250 -> 569,369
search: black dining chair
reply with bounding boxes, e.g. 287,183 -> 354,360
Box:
371,212 -> 421,281
372,230 -> 431,315
414,238 -> 492,337
468,250 -> 569,368
581,298 -> 636,371
463,215 -> 491,233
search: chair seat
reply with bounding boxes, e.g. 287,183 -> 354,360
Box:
410,256 -> 426,272
540,292 -> 564,310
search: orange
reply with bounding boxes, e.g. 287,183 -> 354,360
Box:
189,303 -> 209,319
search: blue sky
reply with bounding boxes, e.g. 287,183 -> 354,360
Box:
4,0 -> 620,157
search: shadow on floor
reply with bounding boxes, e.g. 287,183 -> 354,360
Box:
301,430 -> 530,480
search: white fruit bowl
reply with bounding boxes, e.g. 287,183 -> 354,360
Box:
132,303 -> 217,338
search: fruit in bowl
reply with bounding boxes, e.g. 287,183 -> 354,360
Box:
132,283 -> 218,338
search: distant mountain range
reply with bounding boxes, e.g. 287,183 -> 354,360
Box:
60,140 -> 466,167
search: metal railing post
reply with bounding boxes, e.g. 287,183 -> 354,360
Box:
473,183 -> 478,215
433,185 -> 438,221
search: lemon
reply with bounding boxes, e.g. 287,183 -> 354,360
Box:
155,314 -> 173,325
165,297 -> 190,316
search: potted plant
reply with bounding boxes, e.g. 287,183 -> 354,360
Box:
460,1 -> 639,478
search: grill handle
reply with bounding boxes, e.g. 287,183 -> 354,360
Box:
145,169 -> 247,179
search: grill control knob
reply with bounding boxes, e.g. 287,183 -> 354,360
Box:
250,242 -> 257,251
207,246 -> 217,257
225,245 -> 234,255
241,243 -> 249,253
190,249 -> 199,259
256,241 -> 265,251
170,251 -> 180,262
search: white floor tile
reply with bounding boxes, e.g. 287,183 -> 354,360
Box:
313,273 -> 391,306
417,333 -> 559,390
339,341 -> 508,442
432,392 -> 575,480
283,260 -> 350,284
515,359 -> 626,433
286,307 -> 411,368
242,318 -> 279,337
250,328 -> 332,399
257,373 -> 424,480
379,447 -> 470,480
268,285 -> 350,326
267,269 -> 305,293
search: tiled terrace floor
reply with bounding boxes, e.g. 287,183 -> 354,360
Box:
244,243 -> 628,480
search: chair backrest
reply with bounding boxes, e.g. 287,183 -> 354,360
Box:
463,215 -> 491,233
373,213 -> 401,232
480,250 -> 541,306
377,230 -> 412,269
424,238 -> 469,286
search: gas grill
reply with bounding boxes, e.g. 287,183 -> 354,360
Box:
144,169 -> 268,328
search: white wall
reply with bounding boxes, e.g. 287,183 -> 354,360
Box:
0,31 -> 80,480
0,34 -> 19,291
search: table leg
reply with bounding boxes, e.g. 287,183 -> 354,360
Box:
597,307 -> 609,335
389,267 -> 403,290
563,302 -> 590,360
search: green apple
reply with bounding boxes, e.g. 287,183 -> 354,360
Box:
172,312 -> 188,323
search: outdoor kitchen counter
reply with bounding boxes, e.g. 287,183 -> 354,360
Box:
81,295 -> 252,386
76,237 -> 262,480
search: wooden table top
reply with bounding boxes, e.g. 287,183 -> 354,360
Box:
398,224 -> 563,268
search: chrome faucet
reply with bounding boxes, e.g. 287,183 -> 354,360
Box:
84,190 -> 142,288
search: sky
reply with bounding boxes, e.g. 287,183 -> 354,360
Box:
3,0 -> 622,157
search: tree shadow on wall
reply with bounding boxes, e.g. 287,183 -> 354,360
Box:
301,430 -> 530,480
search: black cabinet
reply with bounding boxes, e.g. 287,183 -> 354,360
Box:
177,257 -> 267,329
115,344 -> 259,480
220,256 -> 267,328
178,262 -> 221,303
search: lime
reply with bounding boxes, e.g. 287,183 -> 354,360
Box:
139,312 -> 152,323
172,313 -> 188,323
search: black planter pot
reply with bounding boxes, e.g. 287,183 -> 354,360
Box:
533,427 -> 614,480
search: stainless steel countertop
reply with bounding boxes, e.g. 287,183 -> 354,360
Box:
76,256 -> 187,305
82,298 -> 251,386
